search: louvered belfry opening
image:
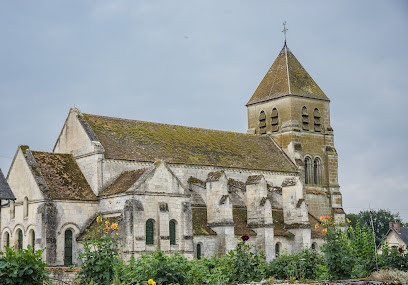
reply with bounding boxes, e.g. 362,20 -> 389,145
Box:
302,106 -> 309,130
271,108 -> 279,132
258,111 -> 266,134
313,108 -> 322,132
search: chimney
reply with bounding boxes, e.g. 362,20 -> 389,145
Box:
389,222 -> 401,233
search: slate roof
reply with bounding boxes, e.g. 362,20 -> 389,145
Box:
82,113 -> 297,173
0,168 -> 15,200
399,227 -> 408,245
247,43 -> 329,106
99,168 -> 149,197
29,150 -> 97,201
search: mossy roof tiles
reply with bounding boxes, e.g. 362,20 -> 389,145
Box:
99,168 -> 148,197
83,114 -> 296,172
0,169 -> 15,200
31,151 -> 97,201
192,207 -> 217,235
233,207 -> 256,236
247,44 -> 329,106
272,209 -> 295,238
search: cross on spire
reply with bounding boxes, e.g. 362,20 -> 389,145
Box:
282,21 -> 288,45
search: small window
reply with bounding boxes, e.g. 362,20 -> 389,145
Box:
4,232 -> 10,248
313,158 -> 322,185
259,111 -> 266,134
17,229 -> 23,250
311,242 -> 318,250
302,107 -> 309,130
169,220 -> 176,245
197,243 -> 202,260
23,197 -> 29,218
275,242 -> 281,256
271,108 -> 279,132
146,219 -> 154,245
304,157 -> 312,185
30,230 -> 35,252
313,108 -> 322,132
64,229 -> 73,265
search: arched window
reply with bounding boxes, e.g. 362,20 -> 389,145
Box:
313,108 -> 322,132
29,230 -> 35,252
302,106 -> 309,130
311,242 -> 318,250
275,242 -> 281,256
259,111 -> 266,134
64,229 -> 73,265
197,243 -> 202,260
6,233 -> 10,248
23,197 -> 29,218
313,158 -> 322,185
146,219 -> 154,245
3,232 -> 10,249
17,229 -> 23,250
304,157 -> 312,185
271,108 -> 279,132
169,220 -> 176,245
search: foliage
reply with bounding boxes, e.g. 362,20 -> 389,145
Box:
78,215 -> 121,285
268,248 -> 325,280
0,246 -> 50,285
347,210 -> 401,246
226,236 -> 268,283
377,244 -> 408,271
348,224 -> 377,277
320,216 -> 355,280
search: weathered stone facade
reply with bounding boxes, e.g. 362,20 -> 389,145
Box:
0,42 -> 344,265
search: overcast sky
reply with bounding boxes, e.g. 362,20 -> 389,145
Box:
0,1 -> 407,220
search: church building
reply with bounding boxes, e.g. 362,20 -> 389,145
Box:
0,40 -> 344,265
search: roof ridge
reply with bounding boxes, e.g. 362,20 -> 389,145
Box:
84,113 -> 260,137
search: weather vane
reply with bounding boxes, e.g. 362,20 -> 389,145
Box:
282,21 -> 288,44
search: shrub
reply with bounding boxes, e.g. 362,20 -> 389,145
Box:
320,216 -> 354,280
378,244 -> 408,271
267,248 -> 325,280
0,246 -> 50,285
226,236 -> 268,283
78,215 -> 121,285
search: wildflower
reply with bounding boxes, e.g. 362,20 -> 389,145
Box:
148,279 -> 156,285
96,216 -> 102,223
399,247 -> 403,253
111,223 -> 118,230
346,218 -> 351,223
325,216 -> 330,220
104,227 -> 109,233
322,228 -> 327,234
105,221 -> 109,227
241,235 -> 249,241
320,216 -> 324,221
314,224 -> 319,229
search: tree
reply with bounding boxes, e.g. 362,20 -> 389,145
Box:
350,210 -> 401,246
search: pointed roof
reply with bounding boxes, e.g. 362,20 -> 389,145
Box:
0,168 -> 15,200
247,43 -> 329,106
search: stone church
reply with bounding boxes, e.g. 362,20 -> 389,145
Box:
0,41 -> 344,265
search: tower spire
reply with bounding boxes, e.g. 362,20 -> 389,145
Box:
282,21 -> 288,45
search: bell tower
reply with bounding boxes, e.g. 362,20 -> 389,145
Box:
246,28 -> 344,220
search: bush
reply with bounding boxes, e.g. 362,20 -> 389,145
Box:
0,246 -> 50,285
268,248 -> 325,281
226,236 -> 268,283
78,215 -> 121,285
378,244 -> 408,271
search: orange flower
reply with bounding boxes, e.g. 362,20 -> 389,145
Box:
314,224 -> 319,229
322,228 -> 327,234
320,216 -> 324,221
96,216 -> 102,223
111,223 -> 118,230
105,221 -> 109,227
346,218 -> 351,223
104,227 -> 109,233
325,216 -> 330,220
